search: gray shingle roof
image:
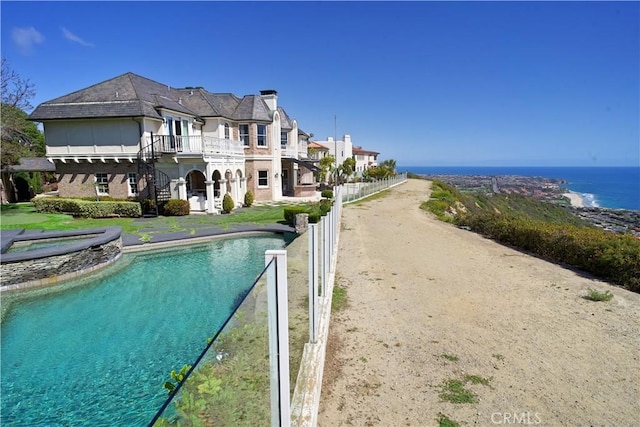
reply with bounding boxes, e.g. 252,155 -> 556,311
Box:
232,95 -> 273,122
176,88 -> 237,118
4,157 -> 56,172
29,73 -> 199,121
29,72 -> 294,125
278,107 -> 294,130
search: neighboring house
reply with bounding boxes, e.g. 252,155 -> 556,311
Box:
313,135 -> 379,178
307,141 -> 330,160
29,72 -> 319,214
314,135 -> 353,167
352,146 -> 379,176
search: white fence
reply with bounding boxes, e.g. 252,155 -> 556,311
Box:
341,173 -> 408,204
150,176 -> 407,426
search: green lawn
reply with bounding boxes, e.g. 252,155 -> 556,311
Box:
1,203 -> 293,236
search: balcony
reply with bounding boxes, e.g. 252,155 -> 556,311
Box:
146,135 -> 244,157
280,142 -> 308,159
281,146 -> 297,158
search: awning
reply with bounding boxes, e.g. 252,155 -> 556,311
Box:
285,157 -> 321,173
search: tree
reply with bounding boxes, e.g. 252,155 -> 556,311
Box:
364,159 -> 397,181
1,59 -> 44,167
1,58 -> 36,110
339,157 -> 356,183
1,59 -> 46,203
380,159 -> 396,175
1,104 -> 45,167
319,155 -> 335,183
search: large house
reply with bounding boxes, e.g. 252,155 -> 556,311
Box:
29,72 -> 319,214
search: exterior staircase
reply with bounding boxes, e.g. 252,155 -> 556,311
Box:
137,135 -> 171,217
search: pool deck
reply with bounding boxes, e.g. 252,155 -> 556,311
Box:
1,222 -> 296,253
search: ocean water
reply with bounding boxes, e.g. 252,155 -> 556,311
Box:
400,166 -> 639,210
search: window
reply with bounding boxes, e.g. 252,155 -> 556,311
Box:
127,173 -> 138,196
224,123 -> 230,140
257,125 -> 267,147
258,170 -> 268,187
239,124 -> 249,146
281,131 -> 288,147
95,173 -> 109,195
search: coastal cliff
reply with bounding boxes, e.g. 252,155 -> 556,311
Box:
416,173 -> 640,237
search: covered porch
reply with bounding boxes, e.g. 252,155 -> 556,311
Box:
281,157 -> 320,198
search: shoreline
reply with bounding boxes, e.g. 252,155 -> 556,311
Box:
563,191 -> 585,208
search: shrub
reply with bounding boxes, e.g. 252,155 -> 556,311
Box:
33,197 -> 141,218
284,206 -> 309,225
585,288 -> 614,302
321,189 -> 334,199
162,199 -> 190,216
140,198 -> 157,213
465,214 -> 640,291
308,211 -> 321,223
79,196 -> 132,202
222,193 -> 234,214
244,190 -> 254,207
319,198 -> 333,215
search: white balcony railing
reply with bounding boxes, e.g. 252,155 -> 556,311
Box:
147,135 -> 244,156
203,136 -> 244,155
298,141 -> 308,158
281,146 -> 297,158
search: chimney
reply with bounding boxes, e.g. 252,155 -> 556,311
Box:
260,89 -> 278,110
344,135 -> 351,144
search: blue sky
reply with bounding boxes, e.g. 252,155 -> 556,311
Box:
2,1 -> 638,167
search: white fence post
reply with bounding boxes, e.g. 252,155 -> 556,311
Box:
265,250 -> 290,427
320,216 -> 329,297
308,223 -> 319,343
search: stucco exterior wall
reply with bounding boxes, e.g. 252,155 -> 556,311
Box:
45,119 -> 141,156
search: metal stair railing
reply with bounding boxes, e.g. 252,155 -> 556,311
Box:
137,134 -> 172,217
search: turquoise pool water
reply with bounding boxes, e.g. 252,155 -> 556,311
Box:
1,234 -> 291,426
6,235 -> 97,253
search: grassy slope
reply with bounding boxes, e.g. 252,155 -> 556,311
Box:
421,180 -> 640,292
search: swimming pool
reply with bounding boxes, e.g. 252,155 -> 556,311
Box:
1,234 -> 292,426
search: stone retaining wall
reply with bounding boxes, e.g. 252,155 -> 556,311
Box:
1,236 -> 122,291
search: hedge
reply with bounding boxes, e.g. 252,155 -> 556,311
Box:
284,206 -> 309,225
321,189 -> 334,199
33,197 -> 141,218
421,182 -> 640,293
465,213 -> 640,292
284,201 -> 335,225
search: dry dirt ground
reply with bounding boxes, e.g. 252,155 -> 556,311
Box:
317,179 -> 640,427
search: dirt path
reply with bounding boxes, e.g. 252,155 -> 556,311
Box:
317,179 -> 640,427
